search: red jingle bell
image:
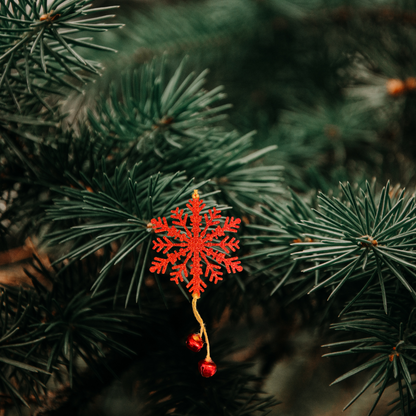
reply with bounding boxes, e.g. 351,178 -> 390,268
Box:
186,333 -> 204,352
198,358 -> 217,378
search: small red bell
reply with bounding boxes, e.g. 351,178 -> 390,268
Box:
198,358 -> 217,378
186,333 -> 204,352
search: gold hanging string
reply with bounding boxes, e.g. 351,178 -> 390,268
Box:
192,293 -> 211,360
190,189 -> 211,360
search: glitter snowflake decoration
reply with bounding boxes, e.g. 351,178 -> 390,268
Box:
149,190 -> 243,296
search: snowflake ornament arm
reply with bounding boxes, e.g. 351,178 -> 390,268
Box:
149,189 -> 243,297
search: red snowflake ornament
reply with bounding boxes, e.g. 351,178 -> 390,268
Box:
149,190 -> 243,297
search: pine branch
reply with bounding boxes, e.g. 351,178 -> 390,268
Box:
324,287 -> 416,416
0,257 -> 145,409
246,181 -> 416,310
88,57 -> 232,150
0,0 -> 122,116
94,0 -> 261,60
267,99 -> 379,185
295,181 -> 416,308
242,190 -> 318,299
0,285 -> 49,409
88,58 -> 283,205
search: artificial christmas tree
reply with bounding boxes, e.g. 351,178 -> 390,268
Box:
3,0 -> 416,415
